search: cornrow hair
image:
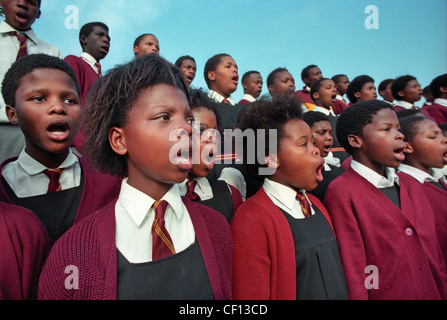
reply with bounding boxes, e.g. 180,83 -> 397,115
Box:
82,54 -> 190,177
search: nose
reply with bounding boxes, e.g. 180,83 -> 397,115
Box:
48,99 -> 67,114
396,129 -> 404,140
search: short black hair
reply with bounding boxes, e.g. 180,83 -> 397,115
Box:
429,73 -> 447,99
346,75 -> 374,103
378,79 -> 393,93
189,88 -> 223,129
396,108 -> 423,118
398,115 -> 426,142
2,54 -> 80,107
301,64 -> 318,82
175,55 -> 195,68
237,93 -> 303,180
203,53 -> 231,88
438,123 -> 447,137
241,71 -> 260,84
302,111 -> 330,128
331,74 -> 347,84
82,54 -> 190,177
391,75 -> 417,100
266,67 -> 288,88
79,22 -> 109,47
336,100 -> 393,154
133,33 -> 157,47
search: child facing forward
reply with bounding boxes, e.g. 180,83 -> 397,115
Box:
324,100 -> 446,300
0,54 -> 121,241
232,95 -> 348,300
38,54 -> 232,300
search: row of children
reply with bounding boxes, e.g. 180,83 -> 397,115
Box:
0,1 -> 446,300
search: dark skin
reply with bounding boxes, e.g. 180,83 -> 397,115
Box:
80,25 -> 110,62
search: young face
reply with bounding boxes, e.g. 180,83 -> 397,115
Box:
190,107 -> 218,178
1,0 -> 41,31
355,81 -> 377,102
243,73 -> 263,99
311,120 -> 333,158
133,34 -> 160,57
179,58 -> 197,87
270,119 -> 324,191
207,55 -> 239,98
81,25 -> 110,61
269,71 -> 296,97
405,119 -> 447,172
335,76 -> 350,95
111,84 -> 194,198
304,67 -> 323,87
379,82 -> 394,102
313,79 -> 337,108
399,80 -> 423,103
6,68 -> 81,168
351,108 -> 406,175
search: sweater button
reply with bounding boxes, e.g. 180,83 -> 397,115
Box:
405,228 -> 414,236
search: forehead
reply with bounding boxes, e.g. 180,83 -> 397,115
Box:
247,73 -> 262,82
415,119 -> 439,134
320,79 -> 335,87
275,71 -> 293,81
218,56 -> 236,66
283,118 -> 311,138
369,108 -> 397,125
19,68 -> 75,88
311,120 -> 332,130
181,59 -> 196,67
308,67 -> 321,75
140,34 -> 158,44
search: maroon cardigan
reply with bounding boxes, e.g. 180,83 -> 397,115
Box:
324,167 -> 446,300
231,188 -> 334,300
0,156 -> 122,239
425,103 -> 447,124
38,197 -> 232,300
0,202 -> 50,300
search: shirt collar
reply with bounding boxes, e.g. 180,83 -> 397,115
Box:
178,176 -> 213,197
313,105 -> 336,116
433,98 -> 447,107
398,163 -> 440,183
263,178 -> 301,211
324,151 -> 340,168
0,20 -> 38,44
117,178 -> 184,227
396,100 -> 417,109
81,52 -> 98,64
17,148 -> 79,175
351,159 -> 399,187
242,94 -> 256,103
208,90 -> 235,105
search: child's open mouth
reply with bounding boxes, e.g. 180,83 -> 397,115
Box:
393,147 -> 406,162
315,162 -> 324,182
47,123 -> 69,141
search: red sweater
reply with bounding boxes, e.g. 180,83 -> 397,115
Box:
425,103 -> 447,124
231,188 -> 334,300
0,202 -> 50,300
38,197 -> 232,300
324,168 -> 446,300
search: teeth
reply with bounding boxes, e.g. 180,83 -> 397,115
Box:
51,131 -> 65,136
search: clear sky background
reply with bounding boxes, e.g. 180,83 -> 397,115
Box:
21,0 -> 447,106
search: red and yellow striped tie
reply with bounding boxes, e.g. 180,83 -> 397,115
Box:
13,32 -> 28,60
297,192 -> 312,218
151,200 -> 175,260
44,168 -> 64,193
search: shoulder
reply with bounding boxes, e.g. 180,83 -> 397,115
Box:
33,37 -> 62,57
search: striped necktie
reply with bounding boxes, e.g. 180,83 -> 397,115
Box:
297,191 -> 312,218
185,179 -> 201,201
151,200 -> 175,260
13,32 -> 28,60
44,168 -> 64,193
95,62 -> 102,77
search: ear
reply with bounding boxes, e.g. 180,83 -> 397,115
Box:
303,77 -> 311,86
268,84 -> 275,95
354,91 -> 361,99
264,154 -> 279,169
207,70 -> 216,82
80,34 -> 88,47
403,142 -> 414,154
397,90 -> 405,99
36,10 -> 41,19
440,86 -> 447,94
133,46 -> 138,55
242,82 -> 248,90
312,91 -> 320,102
108,127 -> 128,156
5,105 -> 18,125
347,134 -> 362,150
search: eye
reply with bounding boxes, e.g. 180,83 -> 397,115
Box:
64,98 -> 78,105
32,96 -> 45,102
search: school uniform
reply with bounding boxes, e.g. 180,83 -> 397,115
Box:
295,86 -> 316,111
324,161 -> 446,300
397,164 -> 447,269
238,93 -> 256,106
208,90 -> 244,129
0,202 -> 50,300
425,98 -> 447,124
332,96 -> 348,115
0,149 -> 122,241
178,176 -> 243,223
38,180 -> 232,300
0,20 -> 62,163
394,100 -> 435,121
232,178 -> 348,300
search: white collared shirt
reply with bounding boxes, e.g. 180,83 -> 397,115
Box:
208,90 -> 235,105
263,178 -> 315,219
395,100 -> 417,110
324,151 -> 341,170
241,93 -> 256,103
313,105 -> 336,116
1,148 -> 81,198
433,98 -> 447,107
178,176 -> 214,201
80,52 -> 100,74
0,20 -> 62,122
218,167 -> 247,200
115,179 -> 195,263
398,163 -> 443,184
351,159 -> 399,188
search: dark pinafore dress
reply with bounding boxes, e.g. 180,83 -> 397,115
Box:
278,205 -> 349,300
199,180 -> 234,223
117,239 -> 214,300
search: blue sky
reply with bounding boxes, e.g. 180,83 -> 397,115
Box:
25,0 -> 447,106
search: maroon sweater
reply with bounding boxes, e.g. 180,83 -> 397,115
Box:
0,202 -> 50,300
38,197 -> 232,300
425,103 -> 447,124
324,167 -> 446,300
0,156 -> 122,240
